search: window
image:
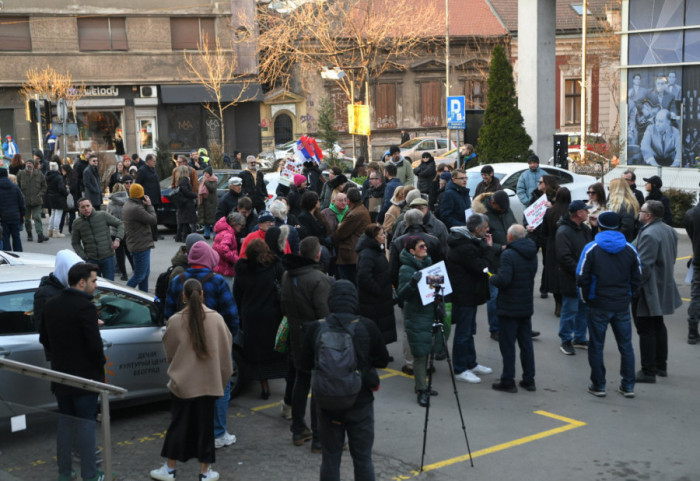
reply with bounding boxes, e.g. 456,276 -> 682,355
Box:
417,140 -> 435,151
78,17 -> 127,51
374,83 -> 397,129
68,110 -> 123,153
171,18 -> 215,50
0,291 -> 36,335
437,139 -> 448,149
329,86 -> 349,132
543,168 -> 573,185
0,16 -> 31,51
95,289 -> 158,328
465,79 -> 487,110
564,79 -> 581,126
420,81 -> 442,127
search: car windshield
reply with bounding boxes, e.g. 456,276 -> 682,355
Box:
400,139 -> 423,149
466,172 -> 506,196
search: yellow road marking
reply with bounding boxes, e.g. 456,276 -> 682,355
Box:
683,298 -> 690,302
413,410 -> 586,475
677,255 -> 692,261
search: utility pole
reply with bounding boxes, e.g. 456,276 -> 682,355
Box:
445,0 -> 450,143
580,0 -> 587,164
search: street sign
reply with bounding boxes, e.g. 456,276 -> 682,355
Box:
52,123 -> 79,136
447,95 -> 465,130
347,104 -> 370,136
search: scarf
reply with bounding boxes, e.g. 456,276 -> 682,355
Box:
330,203 -> 349,222
198,175 -> 218,201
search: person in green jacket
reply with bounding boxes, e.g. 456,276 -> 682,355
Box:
397,236 -> 440,407
17,158 -> 49,243
71,198 -> 124,281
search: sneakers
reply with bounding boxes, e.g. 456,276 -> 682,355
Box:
199,468 -> 219,481
150,464 -> 176,481
83,471 -> 105,481
618,386 -> 635,398
58,470 -> 78,481
471,364 -> 493,375
280,400 -> 292,420
455,370 -> 481,383
560,341 -> 576,355
214,431 -> 236,449
492,381 -> 517,393
293,427 -> 313,446
573,340 -> 589,350
587,384 -> 606,397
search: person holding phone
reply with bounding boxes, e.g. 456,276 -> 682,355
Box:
122,182 -> 157,292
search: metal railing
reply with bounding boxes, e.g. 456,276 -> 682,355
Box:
0,357 -> 127,481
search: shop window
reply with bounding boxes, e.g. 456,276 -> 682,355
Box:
67,110 -> 123,153
171,18 -> 215,50
0,16 -> 31,51
78,17 -> 127,51
420,81 -> 442,127
375,83 -> 397,129
564,78 -> 581,126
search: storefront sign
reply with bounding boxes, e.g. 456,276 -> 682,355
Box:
83,86 -> 120,97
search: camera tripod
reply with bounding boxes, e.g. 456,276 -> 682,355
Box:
420,284 -> 474,471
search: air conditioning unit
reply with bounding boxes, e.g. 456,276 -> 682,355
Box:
139,86 -> 158,98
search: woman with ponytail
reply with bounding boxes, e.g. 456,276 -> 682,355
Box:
150,278 -> 233,481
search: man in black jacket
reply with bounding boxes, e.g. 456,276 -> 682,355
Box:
240,155 -> 268,213
215,176 -> 243,221
490,224 -> 538,393
684,198 -> 700,344
622,170 -> 645,208
556,200 -> 593,355
447,214 -> 497,384
40,263 -> 105,481
299,280 -> 389,481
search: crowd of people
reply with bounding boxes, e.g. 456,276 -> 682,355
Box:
6,143 -> 699,481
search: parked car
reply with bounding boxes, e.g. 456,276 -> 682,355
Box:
465,163 -> 597,220
0,251 -> 56,266
399,137 -> 455,163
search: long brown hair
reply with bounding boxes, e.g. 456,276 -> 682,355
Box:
245,238 -> 276,266
183,278 -> 208,359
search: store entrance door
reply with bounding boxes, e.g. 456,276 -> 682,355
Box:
135,110 -> 157,159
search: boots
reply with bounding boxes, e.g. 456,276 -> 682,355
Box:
555,299 -> 562,317
689,322 -> 700,345
47,229 -> 54,238
37,232 -> 49,243
51,229 -> 65,238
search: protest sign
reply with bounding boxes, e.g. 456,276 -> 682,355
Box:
523,195 -> 549,229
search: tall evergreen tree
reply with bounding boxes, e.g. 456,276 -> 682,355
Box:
476,44 -> 533,163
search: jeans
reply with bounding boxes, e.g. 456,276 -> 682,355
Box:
60,209 -> 76,233
49,209 -> 63,232
588,307 -> 635,391
1,222 -> 22,252
452,304 -> 478,374
203,224 -> 213,238
498,315 -> 535,385
559,295 -> 589,344
291,369 -> 318,436
56,393 -> 99,480
319,401 -> 375,481
25,204 -> 43,236
127,249 -> 150,292
486,283 -> 499,333
87,256 -> 115,281
214,379 -> 231,438
633,315 -> 667,376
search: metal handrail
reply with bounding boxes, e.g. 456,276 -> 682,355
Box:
0,357 -> 127,481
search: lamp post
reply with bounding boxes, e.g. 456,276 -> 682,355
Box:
580,0 -> 588,164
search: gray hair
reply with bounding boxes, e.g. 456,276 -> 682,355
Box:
227,211 -> 245,227
405,209 -> 424,227
49,162 -> 59,172
645,200 -> 664,219
405,189 -> 422,206
269,199 -> 288,219
466,213 -> 487,233
246,155 -> 256,162
507,224 -> 526,240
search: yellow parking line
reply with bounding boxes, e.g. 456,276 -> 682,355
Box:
677,255 -> 692,261
683,298 -> 691,302
411,410 -> 586,476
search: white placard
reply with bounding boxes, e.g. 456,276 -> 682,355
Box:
279,158 -> 304,186
11,414 -> 27,432
523,195 -> 549,229
417,260 -> 453,306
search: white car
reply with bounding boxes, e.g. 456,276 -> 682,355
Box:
399,137 -> 455,163
0,251 -> 57,266
465,163 -> 597,220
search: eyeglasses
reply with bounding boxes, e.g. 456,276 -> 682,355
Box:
369,177 -> 379,181
124,181 -> 133,185
416,244 -> 427,249
537,180 -> 544,184
587,191 -> 595,194
453,176 -> 466,180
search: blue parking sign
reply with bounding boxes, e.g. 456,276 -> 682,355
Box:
447,95 -> 465,129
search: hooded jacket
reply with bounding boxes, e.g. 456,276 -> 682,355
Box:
490,237 -> 538,318
413,158 -> 437,194
389,156 -> 415,186
439,180 -> 471,228
106,191 -> 128,237
212,216 -> 239,277
356,234 -> 396,343
446,227 -> 495,307
555,213 -> 593,297
17,168 -> 47,207
390,225 -> 443,287
577,230 -> 642,312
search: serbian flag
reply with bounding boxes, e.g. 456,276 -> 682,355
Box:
294,135 -> 323,165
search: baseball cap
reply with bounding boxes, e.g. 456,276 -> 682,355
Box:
568,200 -> 591,212
228,176 -> 242,186
643,175 -> 662,189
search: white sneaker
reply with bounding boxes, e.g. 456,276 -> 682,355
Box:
150,464 -> 176,481
455,370 -> 481,383
199,468 -> 219,481
471,364 -> 493,375
280,400 -> 292,420
214,431 -> 236,448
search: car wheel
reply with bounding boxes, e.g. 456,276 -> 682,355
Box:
230,347 -> 246,399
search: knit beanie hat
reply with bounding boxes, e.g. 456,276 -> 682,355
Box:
293,174 -> 307,188
129,183 -> 145,199
188,241 -> 220,270
327,279 -> 359,314
185,233 -> 205,252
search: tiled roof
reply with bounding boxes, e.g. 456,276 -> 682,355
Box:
487,0 -> 614,34
406,0 -> 508,37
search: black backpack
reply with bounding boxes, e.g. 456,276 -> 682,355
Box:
311,315 -> 363,411
154,265 -> 177,319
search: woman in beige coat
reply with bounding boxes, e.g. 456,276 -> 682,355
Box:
150,278 -> 232,481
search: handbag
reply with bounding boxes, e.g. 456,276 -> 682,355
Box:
274,317 -> 289,353
169,187 -> 184,207
66,193 -> 75,210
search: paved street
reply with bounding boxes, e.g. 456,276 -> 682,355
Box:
2,224 -> 699,480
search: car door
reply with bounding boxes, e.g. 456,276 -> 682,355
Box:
417,139 -> 437,156
95,288 -> 169,401
436,139 -> 449,156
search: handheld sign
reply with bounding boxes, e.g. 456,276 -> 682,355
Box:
523,195 -> 549,229
417,261 -> 453,306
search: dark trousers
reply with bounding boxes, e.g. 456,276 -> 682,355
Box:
151,223 -> 160,241
56,393 -> 99,479
1,222 -> 22,252
284,356 -> 295,405
337,264 -> 357,285
634,315 -> 668,375
291,368 -> 318,437
497,315 -> 535,385
59,209 -> 76,233
319,401 -> 375,481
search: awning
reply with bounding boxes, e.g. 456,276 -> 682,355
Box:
160,83 -> 263,104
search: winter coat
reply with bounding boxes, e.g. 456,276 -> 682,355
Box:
356,234 -> 396,344
540,208 -> 562,294
334,203 -> 371,265
240,228 -> 291,259
122,197 -> 157,252
82,165 -> 103,208
135,165 -> 161,206
474,177 -> 503,196
109,170 -> 124,193
413,159 -> 436,194
0,177 -> 26,223
212,216 -> 239,277
46,170 -> 68,210
168,247 -> 191,282
382,201 -> 403,237
645,188 -> 673,226
446,227 -> 495,307
280,254 -> 335,368
176,176 -> 198,225
106,191 -> 128,237
472,193 -> 517,250
74,158 -> 89,194
304,164 -> 323,195
65,170 -> 80,211
362,182 -> 385,223
390,225 -> 444,287
34,273 -> 65,359
381,177 -> 403,218
71,210 -> 124,261
321,204 -> 348,235
393,210 -> 449,254
17,169 -> 47,207
490,238 -> 538,318
634,219 -> 682,316
397,249 -> 434,358
197,179 -> 218,225
233,256 -> 286,364
389,157 -> 415,186
319,181 -> 333,211
297,210 -> 332,249
685,204 -> 700,267
577,230 -> 642,312
240,169 -> 268,213
439,180 -> 471,228
516,167 -> 545,206
275,217 -> 300,255
555,214 -> 593,297
615,203 -> 639,242
286,185 -> 304,218
215,189 -> 241,221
